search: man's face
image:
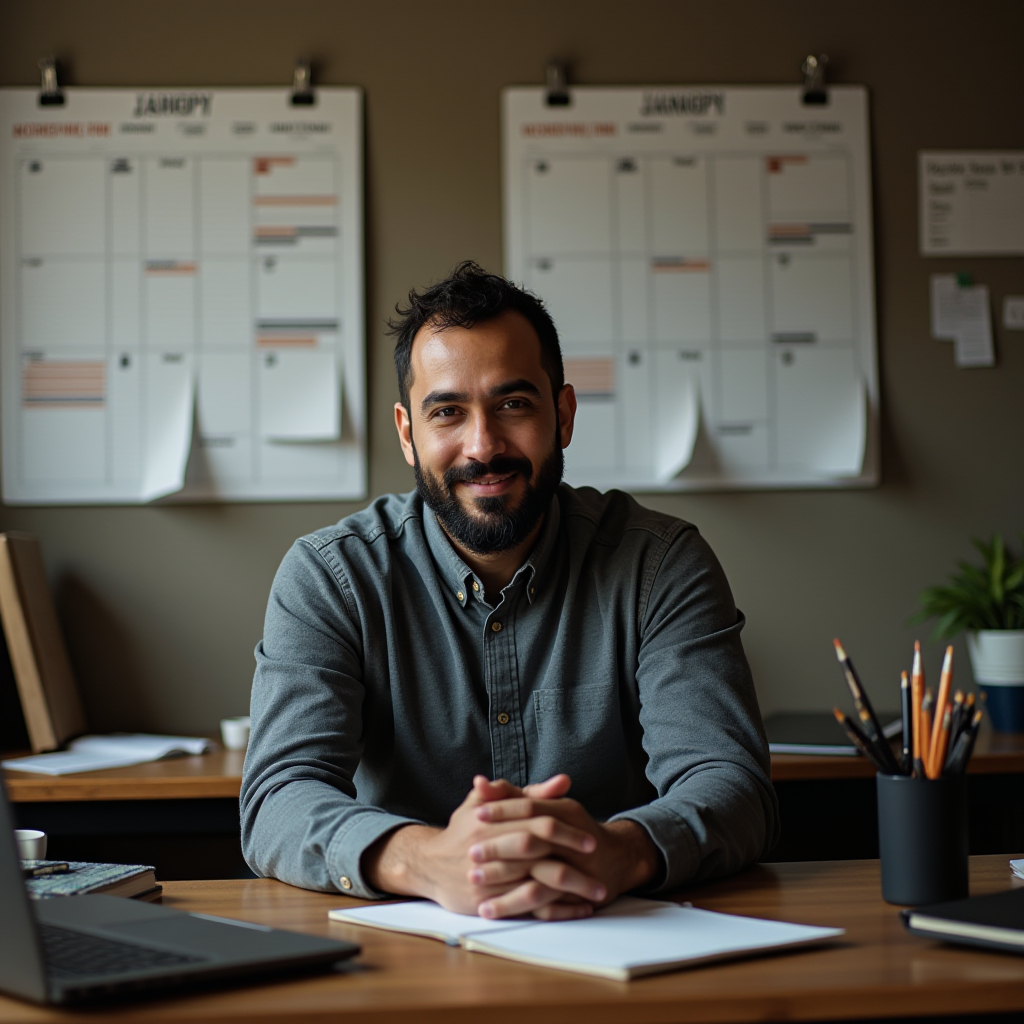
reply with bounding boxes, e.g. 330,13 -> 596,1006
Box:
394,311 -> 576,555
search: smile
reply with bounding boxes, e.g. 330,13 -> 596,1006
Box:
460,472 -> 518,495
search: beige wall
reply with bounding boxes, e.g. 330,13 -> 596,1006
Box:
1,0 -> 1022,734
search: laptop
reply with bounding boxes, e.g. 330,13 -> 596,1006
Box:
0,786 -> 359,1004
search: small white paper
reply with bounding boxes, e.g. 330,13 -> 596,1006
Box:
953,285 -> 995,368
140,355 -> 195,501
653,373 -> 700,481
259,349 -> 341,441
1011,858 -> 1024,880
2,733 -> 212,775
930,274 -> 959,340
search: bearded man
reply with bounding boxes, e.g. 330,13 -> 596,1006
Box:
241,262 -> 778,920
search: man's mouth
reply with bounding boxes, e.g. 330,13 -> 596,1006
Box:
460,472 -> 518,495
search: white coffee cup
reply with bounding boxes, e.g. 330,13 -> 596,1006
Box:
15,829 -> 47,860
220,716 -> 251,751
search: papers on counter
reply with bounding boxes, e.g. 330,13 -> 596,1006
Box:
1011,859 -> 1024,881
2,733 -> 212,775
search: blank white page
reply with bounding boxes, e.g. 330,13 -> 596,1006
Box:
468,900 -> 843,978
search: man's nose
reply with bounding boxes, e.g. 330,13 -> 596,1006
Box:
462,410 -> 506,463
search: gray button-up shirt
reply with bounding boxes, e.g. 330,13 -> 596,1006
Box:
241,485 -> 778,898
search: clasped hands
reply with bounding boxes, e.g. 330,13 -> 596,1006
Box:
363,773 -> 659,921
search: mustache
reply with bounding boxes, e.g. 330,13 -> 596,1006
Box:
443,455 -> 533,489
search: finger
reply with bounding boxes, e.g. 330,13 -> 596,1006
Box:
476,796 -> 582,824
532,900 -> 595,922
467,859 -> 533,887
529,859 -> 607,903
478,879 -> 561,920
469,820 -> 594,862
522,774 -> 571,800
472,776 -> 523,804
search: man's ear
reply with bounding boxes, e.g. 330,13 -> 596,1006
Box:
394,402 -> 416,467
557,384 -> 577,450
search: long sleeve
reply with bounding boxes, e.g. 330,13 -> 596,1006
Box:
240,539 -> 422,898
609,528 -> 779,892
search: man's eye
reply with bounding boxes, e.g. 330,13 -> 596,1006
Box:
433,407 -> 460,419
502,398 -> 529,410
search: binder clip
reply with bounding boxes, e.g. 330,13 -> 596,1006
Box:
38,57 -> 65,107
801,54 -> 828,106
545,62 -> 571,107
291,59 -> 315,106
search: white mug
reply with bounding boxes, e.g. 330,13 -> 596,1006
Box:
15,829 -> 47,860
220,716 -> 251,751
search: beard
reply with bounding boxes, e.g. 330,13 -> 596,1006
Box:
413,438 -> 563,556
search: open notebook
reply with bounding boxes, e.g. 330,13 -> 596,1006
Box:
330,895 -> 843,981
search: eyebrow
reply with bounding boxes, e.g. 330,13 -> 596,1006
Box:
420,378 -> 542,413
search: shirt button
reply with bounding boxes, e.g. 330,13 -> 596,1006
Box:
472,581 -> 480,592
456,591 -> 464,601
491,622 -> 503,633
339,876 -> 352,890
530,587 -> 535,596
497,712 -> 510,725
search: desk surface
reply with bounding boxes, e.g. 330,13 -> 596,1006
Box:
1,855 -> 1022,1024
4,728 -> 1024,800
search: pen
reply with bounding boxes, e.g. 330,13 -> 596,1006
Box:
900,671 -> 912,774
833,639 -> 901,774
22,862 -> 70,879
946,709 -> 983,776
920,689 -> 934,774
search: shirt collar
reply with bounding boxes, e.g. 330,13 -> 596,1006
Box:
422,493 -> 562,609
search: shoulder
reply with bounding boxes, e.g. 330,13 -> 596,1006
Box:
559,484 -> 693,549
299,491 -> 423,557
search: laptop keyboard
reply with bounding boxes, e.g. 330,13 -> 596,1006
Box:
40,923 -> 207,978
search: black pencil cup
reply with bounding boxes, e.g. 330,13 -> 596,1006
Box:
876,773 -> 968,906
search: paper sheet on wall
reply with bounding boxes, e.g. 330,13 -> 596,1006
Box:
0,88 -> 365,504
929,275 -> 995,368
920,152 -> 1024,256
503,86 -> 879,491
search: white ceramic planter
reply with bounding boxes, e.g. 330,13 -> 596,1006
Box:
966,629 -> 1024,732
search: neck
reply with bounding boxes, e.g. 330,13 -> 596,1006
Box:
445,517 -> 545,602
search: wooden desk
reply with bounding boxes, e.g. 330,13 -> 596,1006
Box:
2,750 -> 245,802
1,855 -> 1022,1024
4,729 -> 1022,801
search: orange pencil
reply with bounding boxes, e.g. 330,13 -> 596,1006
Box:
930,708 -> 952,778
911,642 -> 925,776
929,646 -> 954,771
920,689 -> 934,778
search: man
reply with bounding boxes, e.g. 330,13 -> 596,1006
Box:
241,262 -> 778,921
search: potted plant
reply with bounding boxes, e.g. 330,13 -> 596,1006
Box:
915,534 -> 1024,732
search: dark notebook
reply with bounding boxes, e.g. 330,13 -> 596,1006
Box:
764,712 -> 902,756
902,887 -> 1024,954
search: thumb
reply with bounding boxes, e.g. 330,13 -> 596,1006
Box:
469,775 -> 523,805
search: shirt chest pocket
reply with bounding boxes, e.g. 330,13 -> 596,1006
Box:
530,683 -> 630,814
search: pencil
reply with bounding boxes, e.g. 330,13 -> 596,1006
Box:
948,690 -> 965,749
929,645 -> 954,773
832,639 -> 900,773
947,709 -> 984,776
900,671 -> 912,774
920,689 -> 934,776
911,641 -> 925,777
929,708 -> 952,779
833,708 -> 887,771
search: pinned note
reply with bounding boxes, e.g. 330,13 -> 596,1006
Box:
259,349 -> 341,441
929,275 -> 995,368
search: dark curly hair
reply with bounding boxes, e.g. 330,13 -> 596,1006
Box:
387,261 -> 564,411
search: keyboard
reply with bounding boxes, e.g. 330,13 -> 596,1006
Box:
40,923 -> 207,978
